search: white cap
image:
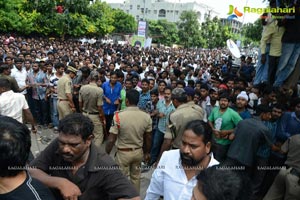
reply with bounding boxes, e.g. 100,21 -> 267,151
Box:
237,91 -> 249,101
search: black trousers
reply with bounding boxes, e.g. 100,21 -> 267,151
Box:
268,55 -> 280,86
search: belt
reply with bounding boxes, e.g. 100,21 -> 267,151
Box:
290,168 -> 300,178
83,111 -> 99,115
118,147 -> 142,152
59,99 -> 68,101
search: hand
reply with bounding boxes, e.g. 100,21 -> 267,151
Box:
271,145 -> 281,152
144,153 -> 150,164
213,129 -> 221,138
31,126 -> 37,134
57,178 -> 81,200
219,130 -> 228,138
261,54 -> 266,64
158,113 -> 165,118
105,97 -> 111,104
114,99 -> 120,105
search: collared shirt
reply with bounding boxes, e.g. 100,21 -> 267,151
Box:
145,150 -> 219,200
205,100 -> 219,121
164,103 -> 204,148
0,90 -> 29,122
138,90 -> 151,112
102,81 -> 122,115
110,107 -> 152,149
11,67 -> 28,94
57,74 -> 72,100
49,74 -> 61,98
30,139 -> 139,200
156,100 -> 175,132
282,134 -> 300,172
27,70 -> 47,100
280,112 -> 300,138
79,82 -> 103,113
260,19 -> 285,56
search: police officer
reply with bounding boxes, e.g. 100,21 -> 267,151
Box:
106,89 -> 152,192
57,66 -> 77,119
157,88 -> 204,161
79,71 -> 106,147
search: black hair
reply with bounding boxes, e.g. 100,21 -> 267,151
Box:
171,89 -> 187,103
150,89 -> 159,96
126,89 -> 140,105
0,78 -> 10,89
54,62 -> 65,70
141,78 -> 150,84
0,116 -> 31,177
58,113 -> 94,141
110,71 -> 117,77
125,78 -> 133,84
196,165 -> 252,200
176,80 -> 186,88
255,104 -> 272,116
14,58 -> 23,63
219,92 -> 230,101
116,69 -> 124,79
158,79 -> 167,86
187,79 -> 195,88
0,64 -> 10,73
184,120 -> 212,144
271,103 -> 286,111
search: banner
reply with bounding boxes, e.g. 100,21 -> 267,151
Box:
137,21 -> 147,38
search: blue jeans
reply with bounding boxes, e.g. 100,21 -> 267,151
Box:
50,97 -> 59,127
274,43 -> 300,87
150,129 -> 165,165
253,45 -> 269,85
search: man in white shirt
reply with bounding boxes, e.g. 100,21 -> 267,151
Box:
11,58 -> 29,95
145,120 -> 219,200
0,78 -> 36,132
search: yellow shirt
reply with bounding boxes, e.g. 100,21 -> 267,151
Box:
260,19 -> 285,57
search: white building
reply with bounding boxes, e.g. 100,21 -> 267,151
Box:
104,0 -> 219,23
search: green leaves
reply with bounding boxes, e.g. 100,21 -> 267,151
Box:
0,0 -> 135,37
148,19 -> 179,46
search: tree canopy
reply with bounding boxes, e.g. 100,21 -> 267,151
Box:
0,0 -> 136,37
0,2 -> 261,48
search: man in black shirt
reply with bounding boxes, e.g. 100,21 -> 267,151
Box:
29,113 -> 139,200
0,116 -> 55,200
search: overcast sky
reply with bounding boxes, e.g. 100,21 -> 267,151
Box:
103,0 -> 268,23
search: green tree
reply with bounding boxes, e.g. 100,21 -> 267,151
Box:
199,17 -> 234,48
148,20 -> 179,46
88,1 -> 115,36
177,10 -> 201,48
112,9 -> 136,34
0,0 -> 39,34
241,19 -> 263,47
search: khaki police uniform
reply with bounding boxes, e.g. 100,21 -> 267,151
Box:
109,107 -> 152,191
164,101 -> 204,149
57,74 -> 73,119
79,83 -> 104,147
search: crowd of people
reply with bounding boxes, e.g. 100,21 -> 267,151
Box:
0,13 -> 300,199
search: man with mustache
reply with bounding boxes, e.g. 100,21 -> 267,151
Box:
145,120 -> 219,200
208,92 -> 242,162
29,113 -> 140,200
